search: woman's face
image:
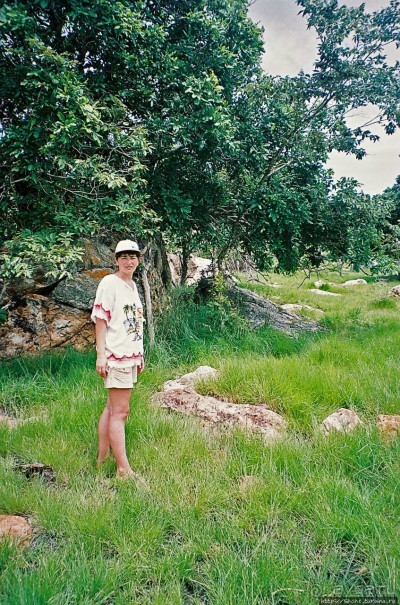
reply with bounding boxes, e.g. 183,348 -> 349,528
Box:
116,252 -> 140,275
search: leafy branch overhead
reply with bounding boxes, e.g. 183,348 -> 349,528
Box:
0,0 -> 399,279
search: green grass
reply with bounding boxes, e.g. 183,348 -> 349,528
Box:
0,272 -> 399,603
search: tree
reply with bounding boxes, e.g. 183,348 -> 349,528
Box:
0,0 -> 399,285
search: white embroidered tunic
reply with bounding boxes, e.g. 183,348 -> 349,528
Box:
91,274 -> 144,368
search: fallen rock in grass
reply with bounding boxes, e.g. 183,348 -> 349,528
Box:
153,387 -> 287,441
389,285 -> 400,297
281,304 -> 324,315
376,414 -> 400,441
15,462 -> 56,483
309,289 -> 342,297
163,365 -> 219,391
0,515 -> 32,547
341,279 -> 368,287
320,408 -> 363,435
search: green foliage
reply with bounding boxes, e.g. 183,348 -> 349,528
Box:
0,0 -> 399,278
0,230 -> 84,281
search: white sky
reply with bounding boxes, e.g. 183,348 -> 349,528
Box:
247,0 -> 400,194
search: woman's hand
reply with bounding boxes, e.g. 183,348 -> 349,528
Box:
96,354 -> 108,378
138,357 -> 145,375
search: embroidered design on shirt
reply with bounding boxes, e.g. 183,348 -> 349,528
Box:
122,304 -> 143,341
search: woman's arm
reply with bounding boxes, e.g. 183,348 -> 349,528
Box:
95,318 -> 108,378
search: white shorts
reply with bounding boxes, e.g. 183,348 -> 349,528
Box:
104,366 -> 138,389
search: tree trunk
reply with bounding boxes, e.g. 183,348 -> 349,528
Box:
141,267 -> 155,346
180,244 -> 189,285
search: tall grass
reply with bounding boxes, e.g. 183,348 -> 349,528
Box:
0,273 -> 399,603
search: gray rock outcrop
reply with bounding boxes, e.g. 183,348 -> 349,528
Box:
230,286 -> 323,334
167,253 -> 212,286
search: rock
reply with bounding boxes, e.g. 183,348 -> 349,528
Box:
309,289 -> 341,297
390,285 -> 400,297
186,257 -> 212,285
320,408 -> 363,435
281,304 -> 324,315
51,269 -> 111,311
0,295 -> 94,358
5,276 -> 61,298
314,280 -> 326,288
76,240 -> 114,271
376,414 -> 400,441
152,388 -> 287,441
167,254 -> 212,286
230,286 -> 323,334
0,515 -> 32,547
167,253 -> 181,286
163,366 -> 218,391
340,279 -> 368,287
15,462 -> 56,483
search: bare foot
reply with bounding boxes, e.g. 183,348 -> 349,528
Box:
116,469 -> 150,489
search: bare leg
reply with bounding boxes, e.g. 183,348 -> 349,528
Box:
108,388 -> 132,474
97,396 -> 111,466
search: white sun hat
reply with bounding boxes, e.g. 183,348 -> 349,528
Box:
115,240 -> 141,254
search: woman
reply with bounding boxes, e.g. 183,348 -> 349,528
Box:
91,239 -> 145,480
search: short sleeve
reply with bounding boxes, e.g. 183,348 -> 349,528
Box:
91,278 -> 114,326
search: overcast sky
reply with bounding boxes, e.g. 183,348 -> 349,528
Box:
247,0 -> 400,195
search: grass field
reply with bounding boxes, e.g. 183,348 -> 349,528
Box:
0,272 -> 399,604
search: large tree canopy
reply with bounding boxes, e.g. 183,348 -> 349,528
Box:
0,0 -> 399,282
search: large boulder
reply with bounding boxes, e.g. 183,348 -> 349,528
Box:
75,240 -> 114,271
230,286 -> 323,334
51,269 -> 111,311
0,295 -> 94,358
50,240 -> 114,310
167,254 -> 212,286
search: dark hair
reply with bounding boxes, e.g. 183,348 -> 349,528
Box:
115,251 -> 140,260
